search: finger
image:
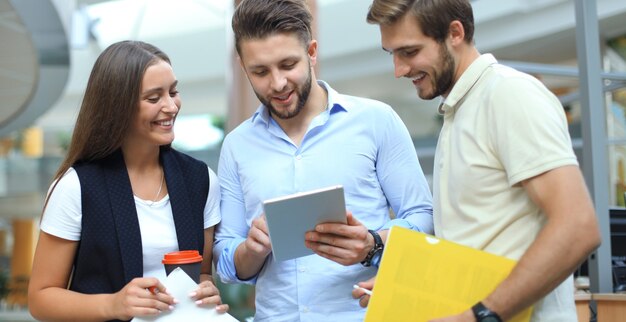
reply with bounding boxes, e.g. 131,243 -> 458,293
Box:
309,233 -> 359,252
194,294 -> 223,306
315,221 -> 365,240
131,297 -> 174,315
253,215 -> 269,234
346,212 -> 362,226
131,307 -> 164,317
258,215 -> 269,232
190,282 -> 219,300
360,277 -> 376,289
309,244 -> 355,265
215,303 -> 230,313
359,295 -> 370,308
152,298 -> 175,312
155,290 -> 176,305
248,228 -> 272,250
250,221 -> 271,242
148,282 -> 168,296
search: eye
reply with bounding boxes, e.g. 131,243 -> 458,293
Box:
281,62 -> 297,70
147,97 -> 159,103
401,49 -> 417,57
170,90 -> 179,97
251,69 -> 268,76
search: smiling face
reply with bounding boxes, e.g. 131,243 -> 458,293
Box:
380,13 -> 457,100
126,59 -> 180,148
239,33 -> 315,120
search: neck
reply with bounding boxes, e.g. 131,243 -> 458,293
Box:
275,80 -> 328,143
121,145 -> 161,172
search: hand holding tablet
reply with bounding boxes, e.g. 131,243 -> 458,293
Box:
263,185 -> 347,262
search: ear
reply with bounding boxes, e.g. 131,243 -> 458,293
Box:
448,20 -> 465,46
307,39 -> 318,66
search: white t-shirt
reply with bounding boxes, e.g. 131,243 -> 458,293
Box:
41,167 -> 221,282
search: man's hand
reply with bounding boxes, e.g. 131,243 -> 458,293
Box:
304,212 -> 373,265
243,214 -> 272,259
234,214 -> 272,280
352,277 -> 375,308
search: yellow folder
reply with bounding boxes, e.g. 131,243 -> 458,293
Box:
364,226 -> 532,322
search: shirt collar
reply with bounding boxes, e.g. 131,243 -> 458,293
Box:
439,53 -> 497,115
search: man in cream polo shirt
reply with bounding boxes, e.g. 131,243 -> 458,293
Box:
364,0 -> 602,321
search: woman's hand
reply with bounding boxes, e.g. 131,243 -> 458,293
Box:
109,277 -> 175,320
190,279 -> 230,313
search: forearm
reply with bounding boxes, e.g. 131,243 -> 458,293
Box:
234,242 -> 267,280
30,288 -> 114,322
383,214 -> 433,235
483,215 -> 599,319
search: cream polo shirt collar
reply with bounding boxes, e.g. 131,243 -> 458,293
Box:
439,53 -> 498,115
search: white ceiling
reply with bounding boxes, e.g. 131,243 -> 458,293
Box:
4,0 -> 626,140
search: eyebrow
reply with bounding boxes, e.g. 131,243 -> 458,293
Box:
382,45 -> 419,55
247,56 -> 301,70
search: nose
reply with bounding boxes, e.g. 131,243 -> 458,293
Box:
393,55 -> 410,79
270,70 -> 287,92
163,95 -> 179,115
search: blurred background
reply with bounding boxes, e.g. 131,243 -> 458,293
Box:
1,0 -> 626,320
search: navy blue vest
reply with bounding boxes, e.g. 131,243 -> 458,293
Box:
70,147 -> 208,321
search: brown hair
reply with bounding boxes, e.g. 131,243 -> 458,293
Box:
232,0 -> 313,56
46,40 -> 170,205
367,0 -> 474,44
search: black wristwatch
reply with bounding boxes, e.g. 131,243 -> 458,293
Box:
471,302 -> 503,322
360,230 -> 384,267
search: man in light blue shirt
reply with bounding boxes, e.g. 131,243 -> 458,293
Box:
213,0 -> 433,321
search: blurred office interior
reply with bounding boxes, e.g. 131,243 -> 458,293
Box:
1,0 -> 626,320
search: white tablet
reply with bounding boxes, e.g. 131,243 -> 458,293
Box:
263,185 -> 347,262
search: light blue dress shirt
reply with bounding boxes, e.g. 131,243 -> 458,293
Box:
214,81 -> 433,322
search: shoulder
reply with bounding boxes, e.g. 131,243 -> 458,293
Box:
321,80 -> 396,116
335,92 -> 397,118
479,64 -> 560,109
487,64 -> 551,94
53,167 -> 81,193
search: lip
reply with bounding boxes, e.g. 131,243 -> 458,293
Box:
410,72 -> 427,86
272,91 -> 294,105
154,118 -> 174,127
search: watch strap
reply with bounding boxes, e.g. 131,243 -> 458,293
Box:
360,229 -> 384,267
471,302 -> 503,322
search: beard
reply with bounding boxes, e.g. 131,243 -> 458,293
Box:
420,43 -> 455,100
255,66 -> 313,120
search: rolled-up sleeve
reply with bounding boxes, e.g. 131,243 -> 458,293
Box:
213,138 -> 259,284
376,108 -> 433,234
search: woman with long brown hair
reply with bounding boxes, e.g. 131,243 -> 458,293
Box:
28,40 -> 228,321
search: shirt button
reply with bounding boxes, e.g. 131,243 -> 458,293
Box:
298,267 -> 307,273
302,306 -> 309,313
295,155 -> 302,160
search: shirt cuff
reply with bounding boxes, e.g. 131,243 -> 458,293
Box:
215,237 -> 259,285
